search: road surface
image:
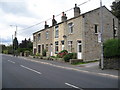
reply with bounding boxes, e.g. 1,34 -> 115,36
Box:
2,54 -> 118,89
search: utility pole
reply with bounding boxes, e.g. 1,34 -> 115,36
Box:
10,25 -> 17,38
12,35 -> 14,56
10,25 -> 18,56
99,0 -> 104,70
15,26 -> 17,37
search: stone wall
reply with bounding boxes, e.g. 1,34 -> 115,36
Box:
70,59 -> 83,64
103,58 -> 119,70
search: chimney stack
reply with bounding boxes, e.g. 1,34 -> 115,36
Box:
52,15 -> 57,26
61,12 -> 67,22
74,4 -> 81,17
44,21 -> 49,29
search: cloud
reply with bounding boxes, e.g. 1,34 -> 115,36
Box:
0,0 -> 115,45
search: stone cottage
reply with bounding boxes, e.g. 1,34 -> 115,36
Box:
33,4 -> 119,61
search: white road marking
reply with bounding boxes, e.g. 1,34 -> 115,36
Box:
8,60 -> 15,64
19,57 -> 118,79
98,73 -> 118,78
65,83 -> 82,89
20,65 -> 41,74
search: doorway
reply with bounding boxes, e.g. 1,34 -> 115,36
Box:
77,41 -> 82,59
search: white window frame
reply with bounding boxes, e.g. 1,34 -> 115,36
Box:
46,31 -> 49,39
55,25 -> 59,38
38,33 -> 41,41
68,22 -> 74,34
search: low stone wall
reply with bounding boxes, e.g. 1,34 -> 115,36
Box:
70,59 -> 83,64
52,58 -> 64,62
103,58 -> 119,70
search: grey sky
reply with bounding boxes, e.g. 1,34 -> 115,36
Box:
0,0 -> 115,45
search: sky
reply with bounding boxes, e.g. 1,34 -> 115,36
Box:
0,0 -> 115,45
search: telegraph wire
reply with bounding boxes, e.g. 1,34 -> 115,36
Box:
20,0 -> 91,31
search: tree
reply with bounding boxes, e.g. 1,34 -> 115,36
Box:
13,37 -> 18,50
111,1 -> 120,20
0,44 -> 7,53
18,38 -> 33,53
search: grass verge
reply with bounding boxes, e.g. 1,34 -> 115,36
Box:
71,60 -> 99,65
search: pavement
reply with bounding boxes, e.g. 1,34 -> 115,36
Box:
18,55 -> 119,79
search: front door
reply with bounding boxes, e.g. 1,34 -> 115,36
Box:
77,41 -> 82,59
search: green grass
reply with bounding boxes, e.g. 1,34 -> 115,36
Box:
71,60 -> 99,65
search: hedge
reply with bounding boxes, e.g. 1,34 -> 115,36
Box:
103,39 -> 120,58
63,53 -> 77,62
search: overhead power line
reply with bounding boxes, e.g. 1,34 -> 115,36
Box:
20,0 -> 91,31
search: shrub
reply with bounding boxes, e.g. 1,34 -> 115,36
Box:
104,39 -> 120,58
72,53 -> 77,59
57,50 -> 68,58
63,53 -> 73,62
3,50 -> 8,54
36,53 -> 40,56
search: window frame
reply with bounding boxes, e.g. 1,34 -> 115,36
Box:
38,33 -> 41,41
94,24 -> 98,34
46,31 -> 49,39
55,41 -> 59,54
55,25 -> 59,38
68,22 -> 74,34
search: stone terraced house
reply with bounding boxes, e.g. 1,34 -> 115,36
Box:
33,4 -> 119,61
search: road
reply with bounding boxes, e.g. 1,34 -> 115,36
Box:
2,54 -> 118,89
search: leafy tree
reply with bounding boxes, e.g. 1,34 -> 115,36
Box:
19,38 -> 32,49
0,44 -> 7,53
111,1 -> 120,20
18,38 -> 33,53
13,37 -> 18,50
7,45 -> 13,54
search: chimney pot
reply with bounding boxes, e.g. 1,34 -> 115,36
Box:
74,3 -> 81,17
53,15 -> 55,19
52,15 -> 57,26
75,4 -> 77,7
61,12 -> 67,22
45,21 -> 47,25
62,12 -> 65,16
44,21 -> 49,29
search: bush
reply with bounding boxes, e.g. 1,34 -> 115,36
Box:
72,53 -> 77,59
63,53 -> 73,62
57,50 -> 68,58
104,39 -> 120,58
3,50 -> 8,54
36,53 -> 40,56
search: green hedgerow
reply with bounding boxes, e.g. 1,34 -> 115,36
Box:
103,39 -> 120,58
63,53 -> 77,62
